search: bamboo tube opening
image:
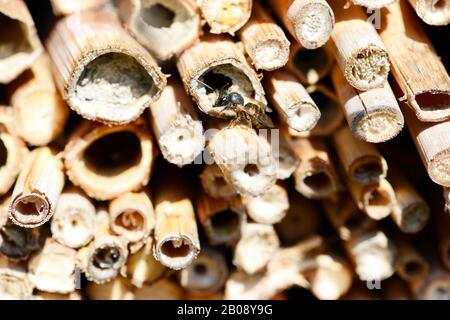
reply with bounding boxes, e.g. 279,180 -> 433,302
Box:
401,203 -> 430,233
411,0 -> 450,25
0,13 -> 32,60
11,194 -> 49,225
210,210 -> 240,239
348,46 -> 389,90
292,47 -> 332,85
414,92 -> 450,112
114,210 -> 145,232
365,189 -> 392,218
200,0 -> 252,34
303,170 -> 334,196
92,246 -> 123,271
403,260 -> 426,279
425,280 -> 450,300
0,139 -> 6,167
351,159 -> 384,185
158,237 -> 195,262
141,3 -> 175,28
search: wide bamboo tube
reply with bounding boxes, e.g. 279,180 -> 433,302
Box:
50,0 -> 109,16
199,0 -> 252,34
76,208 -> 129,284
333,125 -> 388,185
199,164 -> 236,199
238,2 -> 290,71
329,0 -> 390,91
46,10 -> 166,125
118,0 -> 201,60
0,106 -> 28,196
133,278 -> 184,300
331,66 -> 404,143
177,36 -> 267,119
407,0 -> 450,25
7,54 -> 69,146
292,138 -> 340,200
380,1 -> 450,121
233,222 -> 280,275
86,277 -> 135,300
0,0 -> 43,84
28,239 -> 77,294
64,118 -> 155,200
349,0 -> 399,7
268,0 -> 334,50
51,186 -> 96,249
148,80 -> 204,166
0,257 -> 33,300
179,246 -> 228,294
264,69 -> 321,133
9,147 -> 65,228
196,192 -> 245,245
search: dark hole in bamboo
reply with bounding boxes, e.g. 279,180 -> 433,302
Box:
93,247 -> 121,269
353,162 -> 383,184
304,171 -> 332,194
141,3 -> 176,28
83,131 -> 142,177
194,263 -> 208,275
201,71 -> 232,94
210,210 -> 239,238
415,92 -> 450,111
434,0 -> 446,10
310,91 -> 339,130
15,198 -> 46,217
403,204 -> 428,231
404,260 -> 424,277
161,240 -> 191,258
0,13 -> 32,60
367,189 -> 390,208
293,47 -> 329,80
244,164 -> 259,177
115,210 -> 144,231
0,138 -> 7,167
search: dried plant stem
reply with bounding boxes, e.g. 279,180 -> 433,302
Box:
199,0 -> 252,34
407,0 -> 450,25
87,277 -> 135,300
0,257 -> 33,300
199,164 -> 236,200
50,0 -> 109,16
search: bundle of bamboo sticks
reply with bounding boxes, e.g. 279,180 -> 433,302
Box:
0,0 -> 449,300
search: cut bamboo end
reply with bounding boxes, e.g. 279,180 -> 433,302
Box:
51,186 -> 96,249
200,164 -> 236,199
179,246 -> 228,293
242,184 -> 289,225
64,118 -> 155,200
330,0 -> 390,91
0,257 -> 33,300
207,125 -> 277,197
8,53 -> 69,146
197,192 -> 245,245
381,2 -> 450,122
200,0 -> 252,34
118,0 -> 201,60
133,278 -> 184,300
28,239 -> 77,294
264,69 -> 321,133
87,277 -> 135,300
148,80 -> 205,166
46,11 -> 166,125
109,191 -> 155,254
350,0 -> 399,8
333,125 -> 388,185
9,147 -> 65,228
408,0 -> 450,25
0,0 -> 43,84
177,36 -> 267,119
292,138 -> 340,200
50,0 -> 109,16
238,2 -> 290,71
331,66 -> 404,143
445,188 -> 450,214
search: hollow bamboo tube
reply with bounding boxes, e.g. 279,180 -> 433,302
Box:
199,0 -> 252,34
199,164 -> 236,199
0,0 -> 43,84
51,186 -> 96,249
7,54 -> 69,146
331,66 -> 404,143
9,147 -> 65,228
0,106 -> 28,196
267,0 -> 334,50
349,0 -> 399,8
46,10 -> 166,125
329,0 -> 390,91
179,246 -> 228,294
28,239 -> 77,294
418,253 -> 450,300
64,118 -> 155,200
196,192 -> 245,245
380,1 -> 450,121
177,36 -> 267,119
333,125 -> 388,185
109,191 -> 155,254
0,257 -> 33,300
434,212 -> 450,270
407,0 -> 450,25
153,171 -> 200,270
238,2 -> 290,71
50,0 -> 110,16
242,183 -> 289,225
148,80 -> 205,166
264,69 -> 321,133
86,277 -> 135,300
133,279 -> 184,300
292,138 -> 340,200
233,222 -> 280,275
76,208 -> 129,284
445,188 -> 450,214
207,125 -> 277,197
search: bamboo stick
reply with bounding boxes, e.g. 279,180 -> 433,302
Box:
0,0 -> 43,84
196,192 -> 245,245
238,2 -> 290,71
50,0 -> 109,16
9,147 -> 65,228
199,0 -> 252,34
51,186 -> 96,249
331,66 -> 404,143
46,10 -> 166,125
86,277 -> 135,300
177,36 -> 267,119
349,0 -> 399,8
333,125 -> 388,185
118,0 -> 201,61
407,0 -> 450,25
148,80 -> 205,166
28,239 -> 77,294
0,257 -> 33,300
199,164 -> 236,199
64,118 -> 155,200
380,1 -> 450,121
268,0 -> 334,50
7,54 -> 69,146
329,0 -> 390,91
292,138 -> 340,200
264,69 -> 321,133
133,278 -> 184,300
